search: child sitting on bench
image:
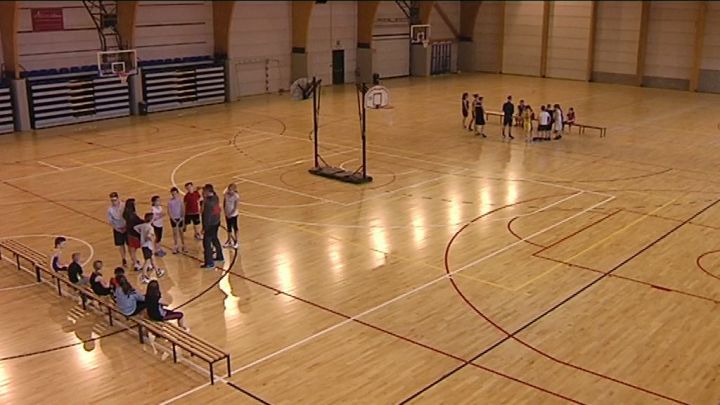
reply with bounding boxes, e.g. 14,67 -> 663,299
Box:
51,236 -> 68,272
90,260 -> 112,297
565,107 -> 576,129
114,274 -> 146,316
145,280 -> 188,330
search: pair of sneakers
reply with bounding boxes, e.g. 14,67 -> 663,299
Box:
222,240 -> 239,249
139,267 -> 165,284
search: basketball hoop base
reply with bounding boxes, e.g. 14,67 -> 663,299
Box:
309,166 -> 373,184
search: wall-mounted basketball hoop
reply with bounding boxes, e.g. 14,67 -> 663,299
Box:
97,49 -> 137,84
410,24 -> 431,48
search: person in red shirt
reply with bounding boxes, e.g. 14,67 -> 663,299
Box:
183,182 -> 203,240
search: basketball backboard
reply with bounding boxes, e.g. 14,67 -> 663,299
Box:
97,49 -> 137,77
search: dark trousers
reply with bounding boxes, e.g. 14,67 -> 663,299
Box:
203,224 -> 223,266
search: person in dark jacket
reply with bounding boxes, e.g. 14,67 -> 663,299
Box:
201,184 -> 224,268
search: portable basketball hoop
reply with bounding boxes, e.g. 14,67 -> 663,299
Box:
308,80 -> 373,185
364,85 -> 391,109
410,24 -> 431,48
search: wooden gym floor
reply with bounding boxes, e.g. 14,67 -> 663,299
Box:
1,73 -> 720,404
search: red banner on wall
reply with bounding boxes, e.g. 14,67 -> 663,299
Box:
31,8 -> 64,32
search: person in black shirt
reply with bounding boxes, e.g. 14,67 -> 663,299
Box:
68,253 -> 90,306
68,253 -> 89,286
145,280 -> 187,330
89,260 -> 112,296
461,93 -> 471,130
474,96 -> 486,138
502,95 -> 515,140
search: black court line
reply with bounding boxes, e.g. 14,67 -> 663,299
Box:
226,381 -> 273,405
400,198 -> 720,404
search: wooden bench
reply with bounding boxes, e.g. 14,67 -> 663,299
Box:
573,123 -> 607,137
0,239 -> 231,384
138,319 -> 231,384
0,239 -> 50,282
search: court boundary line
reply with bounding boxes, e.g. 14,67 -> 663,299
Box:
160,192 -> 614,404
425,197 -> 696,405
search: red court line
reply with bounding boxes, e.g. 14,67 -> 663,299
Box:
696,250 -> 720,282
534,209 -> 622,254
505,206 -> 720,305
536,255 -> 720,305
226,269 -> 585,405
443,200 -> 720,404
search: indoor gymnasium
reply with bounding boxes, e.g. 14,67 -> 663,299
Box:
1,1 -> 720,404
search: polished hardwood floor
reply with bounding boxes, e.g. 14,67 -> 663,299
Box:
1,73 -> 720,404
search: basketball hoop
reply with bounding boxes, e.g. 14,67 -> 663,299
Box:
364,85 -> 391,109
117,71 -> 129,84
410,24 -> 431,49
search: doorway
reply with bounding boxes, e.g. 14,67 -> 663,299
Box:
332,49 -> 345,84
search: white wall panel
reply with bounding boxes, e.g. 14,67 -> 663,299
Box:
134,1 -> 213,61
429,1 -> 459,41
701,2 -> 720,70
546,1 -> 592,80
17,1 -> 100,70
472,1 -> 503,73
372,1 -> 409,78
593,1 -> 642,75
306,1 -> 356,85
228,1 -> 291,97
644,1 -> 698,80
502,1 -> 543,76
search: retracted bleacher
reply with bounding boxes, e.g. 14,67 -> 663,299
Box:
140,56 -> 226,113
23,66 -> 130,129
0,83 -> 13,134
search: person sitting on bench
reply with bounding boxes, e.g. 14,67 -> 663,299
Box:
51,236 -> 68,272
114,274 -> 146,316
565,107 -> 576,129
145,280 -> 188,331
90,260 -> 112,297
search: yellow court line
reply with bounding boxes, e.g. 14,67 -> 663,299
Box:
511,196 -> 681,291
70,158 -> 170,191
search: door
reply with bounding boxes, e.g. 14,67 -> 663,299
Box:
332,50 -> 345,84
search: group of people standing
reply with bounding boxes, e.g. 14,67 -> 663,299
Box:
461,93 -> 576,142
106,182 -> 241,283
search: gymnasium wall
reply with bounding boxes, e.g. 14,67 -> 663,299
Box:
642,1 -> 699,90
429,1 -> 459,72
134,1 -> 214,61
592,1 -> 642,85
501,1 -> 543,76
699,2 -> 720,92
228,1 -> 291,97
306,1 -> 357,85
17,1 -> 101,70
472,1 -> 503,73
371,1 -> 409,78
545,1 -> 592,81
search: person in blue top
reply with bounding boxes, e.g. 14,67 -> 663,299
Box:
502,95 -> 515,140
113,274 -> 146,316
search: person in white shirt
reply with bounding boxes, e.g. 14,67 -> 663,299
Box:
223,183 -> 240,249
150,196 -> 166,257
539,105 -> 552,141
553,103 -> 564,140
134,213 -> 165,284
167,187 -> 186,254
107,192 -> 128,267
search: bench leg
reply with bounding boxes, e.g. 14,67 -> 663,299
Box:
138,325 -> 144,344
172,344 -> 177,363
108,307 -> 113,326
56,279 -> 62,296
15,254 -> 20,270
35,266 -> 41,282
226,356 -> 232,378
210,363 -> 215,385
